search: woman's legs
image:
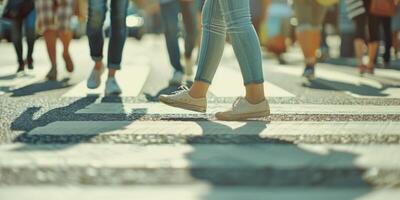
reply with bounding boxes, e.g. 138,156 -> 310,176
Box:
190,0 -> 265,104
25,10 -> 36,69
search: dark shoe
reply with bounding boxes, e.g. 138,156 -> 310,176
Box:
26,58 -> 34,70
365,67 -> 375,75
46,66 -> 57,81
302,65 -> 315,81
16,61 -> 25,73
358,64 -> 367,76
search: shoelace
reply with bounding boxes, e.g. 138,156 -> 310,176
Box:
172,85 -> 190,94
232,97 -> 243,110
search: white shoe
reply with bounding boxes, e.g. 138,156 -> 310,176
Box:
87,67 -> 104,89
105,77 -> 122,96
169,70 -> 184,85
184,57 -> 194,76
216,97 -> 270,121
159,86 -> 207,113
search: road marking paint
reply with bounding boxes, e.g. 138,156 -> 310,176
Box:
75,103 -> 400,115
1,143 -> 400,169
210,67 -> 295,97
272,65 -> 400,98
62,65 -> 150,97
27,121 -> 400,136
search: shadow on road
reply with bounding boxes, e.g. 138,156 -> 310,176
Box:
304,77 -> 400,97
186,120 -> 371,200
10,79 -> 72,97
10,95 -> 147,151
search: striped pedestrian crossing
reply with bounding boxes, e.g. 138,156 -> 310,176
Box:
74,102 -> 400,115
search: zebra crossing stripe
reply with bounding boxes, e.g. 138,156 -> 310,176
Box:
1,143 -> 400,168
210,67 -> 295,97
27,121 -> 400,136
1,186 -> 389,200
62,65 -> 150,97
272,64 -> 400,98
75,103 -> 400,115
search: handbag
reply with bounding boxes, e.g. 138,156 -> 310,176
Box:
2,0 -> 34,20
370,0 -> 397,17
316,0 -> 339,7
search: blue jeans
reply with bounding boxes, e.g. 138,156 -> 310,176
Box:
195,0 -> 264,85
160,1 -> 198,72
87,0 -> 128,70
11,10 -> 36,66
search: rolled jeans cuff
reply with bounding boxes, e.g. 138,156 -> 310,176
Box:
108,63 -> 121,70
91,56 -> 103,62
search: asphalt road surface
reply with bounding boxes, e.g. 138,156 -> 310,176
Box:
1,36 -> 400,200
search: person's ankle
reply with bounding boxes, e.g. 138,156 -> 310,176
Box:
188,89 -> 206,99
94,61 -> 103,70
245,96 -> 265,105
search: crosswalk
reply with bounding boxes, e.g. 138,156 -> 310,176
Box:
2,39 -> 400,199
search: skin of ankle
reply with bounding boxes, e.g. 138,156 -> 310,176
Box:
95,61 -> 103,70
108,69 -> 116,78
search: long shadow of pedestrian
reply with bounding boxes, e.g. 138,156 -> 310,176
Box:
305,77 -> 400,97
186,120 -> 371,200
11,95 -> 147,151
10,79 -> 71,97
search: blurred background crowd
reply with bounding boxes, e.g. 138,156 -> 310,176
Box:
0,0 -> 400,82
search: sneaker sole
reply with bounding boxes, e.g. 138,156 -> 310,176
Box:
159,96 -> 206,113
216,110 -> 270,121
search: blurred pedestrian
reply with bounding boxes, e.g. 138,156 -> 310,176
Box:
346,0 -> 398,75
250,0 -> 270,36
159,0 -> 199,85
86,0 -> 128,96
259,0 -> 293,64
36,0 -> 75,80
392,7 -> 400,58
292,0 -> 335,82
160,0 -> 270,121
2,0 -> 36,73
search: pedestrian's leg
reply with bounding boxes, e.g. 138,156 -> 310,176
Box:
43,30 -> 58,69
11,19 -> 24,72
180,0 -> 198,60
180,0 -> 199,76
56,0 -> 75,73
43,30 -> 58,80
382,17 -> 392,65
367,15 -> 380,71
160,1 -> 184,73
108,0 -> 128,78
190,0 -> 227,98
59,30 -> 74,72
87,0 -> 107,70
218,0 -> 265,104
25,10 -> 36,69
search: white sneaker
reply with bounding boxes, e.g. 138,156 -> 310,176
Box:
216,97 -> 270,121
184,57 -> 194,76
87,67 -> 104,89
169,70 -> 184,85
105,77 -> 122,96
159,86 -> 207,113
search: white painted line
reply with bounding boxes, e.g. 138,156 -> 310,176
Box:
1,143 -> 400,169
75,103 -> 400,115
210,67 -> 295,97
272,64 -> 400,98
0,186 -> 386,200
62,65 -> 150,97
27,121 -> 400,137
